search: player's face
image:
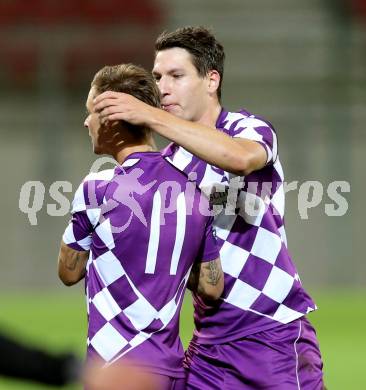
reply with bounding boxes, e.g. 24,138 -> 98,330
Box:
84,87 -> 104,154
153,48 -> 210,122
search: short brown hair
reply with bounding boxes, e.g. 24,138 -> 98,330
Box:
155,26 -> 225,100
92,64 -> 161,138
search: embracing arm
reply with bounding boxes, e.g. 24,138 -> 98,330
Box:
144,108 -> 266,176
93,92 -> 267,175
187,257 -> 224,301
58,241 -> 89,286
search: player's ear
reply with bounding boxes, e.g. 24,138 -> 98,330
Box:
207,70 -> 220,95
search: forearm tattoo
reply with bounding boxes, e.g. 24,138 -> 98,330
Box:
59,251 -> 83,271
188,260 -> 222,297
203,261 -> 222,286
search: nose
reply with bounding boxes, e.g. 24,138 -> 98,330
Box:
157,76 -> 171,97
84,115 -> 90,128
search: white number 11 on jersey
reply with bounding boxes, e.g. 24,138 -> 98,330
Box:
145,191 -> 187,275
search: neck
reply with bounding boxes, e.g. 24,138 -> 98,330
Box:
114,139 -> 157,164
196,100 -> 222,128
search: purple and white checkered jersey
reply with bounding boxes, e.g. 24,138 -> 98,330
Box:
62,151 -> 219,378
162,108 -> 317,344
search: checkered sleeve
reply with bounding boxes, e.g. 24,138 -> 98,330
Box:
196,216 -> 220,263
233,117 -> 278,165
62,180 -> 93,252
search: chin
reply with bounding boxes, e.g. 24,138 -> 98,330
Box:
169,109 -> 186,120
173,108 -> 192,121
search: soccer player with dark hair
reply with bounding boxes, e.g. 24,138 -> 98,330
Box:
58,63 -> 223,390
93,27 -> 325,389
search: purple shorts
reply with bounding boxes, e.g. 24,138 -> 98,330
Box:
184,317 -> 325,390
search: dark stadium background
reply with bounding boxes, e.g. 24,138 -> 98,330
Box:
0,1 -> 364,389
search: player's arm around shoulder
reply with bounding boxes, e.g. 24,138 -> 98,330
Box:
147,109 -> 269,176
58,242 -> 89,286
230,138 -> 267,175
187,257 -> 224,301
93,92 -> 269,176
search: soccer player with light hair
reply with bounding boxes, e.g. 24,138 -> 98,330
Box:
94,27 -> 325,389
58,63 -> 223,390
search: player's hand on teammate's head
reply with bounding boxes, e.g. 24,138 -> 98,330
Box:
93,91 -> 156,128
84,360 -> 160,390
